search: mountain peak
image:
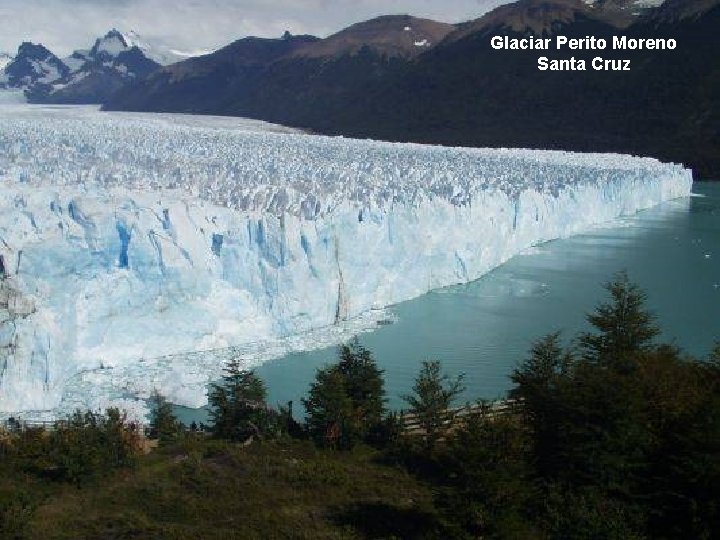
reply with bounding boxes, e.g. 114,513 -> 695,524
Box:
1,42 -> 68,89
105,28 -> 129,43
106,29 -> 209,65
90,29 -> 132,59
16,42 -> 56,60
291,15 -> 455,59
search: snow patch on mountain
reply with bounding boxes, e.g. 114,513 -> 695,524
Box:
583,0 -> 666,7
93,30 -> 129,58
121,30 -> 210,65
63,50 -> 90,73
0,53 -> 13,72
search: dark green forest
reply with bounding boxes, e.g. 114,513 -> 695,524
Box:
1,273 -> 718,539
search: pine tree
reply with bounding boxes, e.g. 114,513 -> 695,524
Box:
336,339 -> 386,431
302,339 -> 386,448
303,367 -> 354,448
579,271 -> 659,370
535,276 -> 660,494
148,390 -> 182,445
208,359 -> 268,442
443,406 -> 534,537
510,332 -> 570,478
402,360 -> 465,449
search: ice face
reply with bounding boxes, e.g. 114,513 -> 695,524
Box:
0,105 -> 693,419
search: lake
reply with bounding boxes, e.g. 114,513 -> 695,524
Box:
176,181 -> 719,423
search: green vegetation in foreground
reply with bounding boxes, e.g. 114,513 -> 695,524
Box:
1,272 -> 719,539
12,440 -> 440,539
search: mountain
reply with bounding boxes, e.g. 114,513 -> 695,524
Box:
104,0 -> 720,178
369,0 -> 719,178
26,29 -> 160,104
0,51 -> 25,103
103,32 -> 319,114
289,15 -> 455,59
120,30 -> 214,66
449,0 -> 633,38
0,30 -> 161,104
104,16 -> 453,116
62,29 -> 208,68
0,42 -> 69,89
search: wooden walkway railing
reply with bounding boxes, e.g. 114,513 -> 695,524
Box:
400,399 -> 522,436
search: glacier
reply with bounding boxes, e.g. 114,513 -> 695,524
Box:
0,104 -> 692,420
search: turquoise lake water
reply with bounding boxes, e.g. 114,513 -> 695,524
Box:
176,182 -> 719,423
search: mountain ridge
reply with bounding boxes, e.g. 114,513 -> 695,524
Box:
290,15 -> 456,59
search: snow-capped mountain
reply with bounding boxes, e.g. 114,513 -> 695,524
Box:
0,42 -> 69,89
0,30 -> 163,103
120,30 -> 213,66
64,28 -> 159,78
61,29 -> 170,75
60,29 -> 209,71
18,29 -> 161,104
89,28 -> 132,60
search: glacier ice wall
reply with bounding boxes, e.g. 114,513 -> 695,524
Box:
0,105 -> 693,415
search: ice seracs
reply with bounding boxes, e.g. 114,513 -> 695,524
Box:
0,105 -> 693,419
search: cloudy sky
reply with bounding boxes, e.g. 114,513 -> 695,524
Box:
0,0 -> 508,57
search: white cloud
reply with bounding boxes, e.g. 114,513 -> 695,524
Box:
0,0 -> 509,56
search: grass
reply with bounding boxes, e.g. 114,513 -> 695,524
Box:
5,438 -> 445,539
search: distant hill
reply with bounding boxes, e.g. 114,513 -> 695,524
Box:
103,33 -> 319,114
101,0 -> 718,179
289,15 -> 455,59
